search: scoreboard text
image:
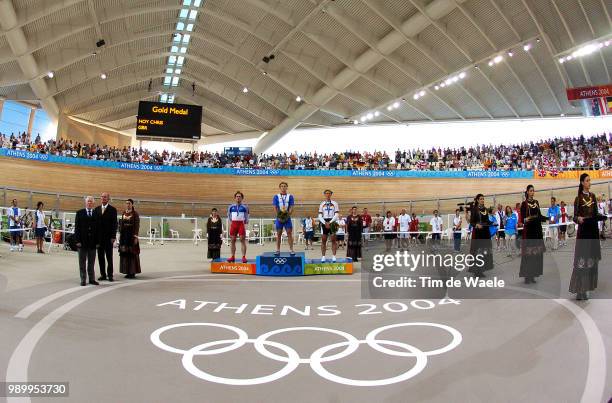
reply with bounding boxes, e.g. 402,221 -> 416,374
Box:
136,101 -> 202,140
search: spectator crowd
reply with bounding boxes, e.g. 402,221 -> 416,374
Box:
2,131 -> 611,172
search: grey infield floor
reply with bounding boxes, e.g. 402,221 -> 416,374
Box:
0,239 -> 610,403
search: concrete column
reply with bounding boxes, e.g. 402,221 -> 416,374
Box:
26,107 -> 36,137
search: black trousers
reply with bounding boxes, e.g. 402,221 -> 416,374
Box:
78,247 -> 97,282
97,239 -> 114,278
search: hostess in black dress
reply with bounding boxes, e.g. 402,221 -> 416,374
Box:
469,206 -> 493,277
519,199 -> 547,282
346,214 -> 363,261
570,191 -> 606,296
206,216 -> 223,260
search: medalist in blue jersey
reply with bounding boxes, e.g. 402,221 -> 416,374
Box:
273,182 -> 296,256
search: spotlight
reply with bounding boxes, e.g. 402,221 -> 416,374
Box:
413,94 -> 419,100
296,95 -> 301,102
507,51 -> 514,57
47,71 -> 54,78
488,61 -> 494,67
605,41 -> 610,47
387,105 -> 392,111
262,71 -> 268,75
434,85 -> 439,90
494,55 -> 503,64
353,120 -> 358,124
440,83 -> 446,88
523,43 -> 532,51
459,72 -> 466,79
452,76 -> 459,82
366,112 -> 373,119
393,101 -> 400,108
360,116 -> 366,122
419,90 -> 425,96
242,87 -> 249,93
536,38 -> 541,43
559,57 -> 565,63
560,113 -> 565,117
374,111 -> 380,117
100,73 -> 107,79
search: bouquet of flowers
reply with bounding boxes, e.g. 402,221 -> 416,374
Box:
329,221 -> 339,234
277,210 -> 290,223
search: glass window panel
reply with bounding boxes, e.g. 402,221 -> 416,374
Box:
179,9 -> 189,18
177,56 -> 185,66
180,47 -> 187,53
164,76 -> 172,85
174,69 -> 182,75
0,100 -> 31,135
186,24 -> 194,31
182,34 -> 190,44
168,56 -> 177,65
166,68 -> 174,74
189,10 -> 197,19
173,34 -> 181,43
172,76 -> 180,86
176,22 -> 184,30
160,94 -> 168,102
194,0 -> 202,6
171,45 -> 179,53
183,0 -> 191,5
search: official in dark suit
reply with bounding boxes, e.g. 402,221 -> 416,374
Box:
95,192 -> 118,282
74,196 -> 100,286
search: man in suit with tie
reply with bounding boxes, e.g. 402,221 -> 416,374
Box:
74,196 -> 100,286
95,192 -> 118,282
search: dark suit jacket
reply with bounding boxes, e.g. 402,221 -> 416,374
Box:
74,209 -> 100,249
94,204 -> 118,241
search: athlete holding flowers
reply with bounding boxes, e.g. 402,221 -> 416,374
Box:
318,189 -> 339,262
273,182 -> 295,256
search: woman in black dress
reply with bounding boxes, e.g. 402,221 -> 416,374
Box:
469,194 -> 493,277
346,206 -> 363,262
519,185 -> 547,284
119,199 -> 141,279
570,173 -> 606,300
206,208 -> 223,261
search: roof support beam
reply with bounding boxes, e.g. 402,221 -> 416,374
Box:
550,0 -> 592,85
453,1 -> 544,117
518,0 -> 572,89
254,0 -> 470,153
576,0 -> 611,83
0,0 -> 59,120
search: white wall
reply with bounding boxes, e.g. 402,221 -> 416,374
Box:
199,116 -> 612,155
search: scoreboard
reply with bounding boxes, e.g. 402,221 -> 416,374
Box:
136,101 -> 202,140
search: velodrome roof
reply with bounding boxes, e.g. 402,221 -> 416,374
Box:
0,0 -> 610,145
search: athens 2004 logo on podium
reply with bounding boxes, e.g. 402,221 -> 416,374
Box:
211,252 -> 353,276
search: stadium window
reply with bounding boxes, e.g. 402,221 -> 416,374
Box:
182,34 -> 190,44
189,10 -> 198,19
168,94 -> 175,103
0,100 -> 31,134
186,24 -> 194,31
166,68 -> 174,74
180,47 -> 187,53
183,0 -> 191,5
194,0 -> 202,6
177,56 -> 185,66
174,69 -> 182,75
164,76 -> 172,86
171,45 -> 179,53
160,93 -> 168,103
179,9 -> 189,19
168,56 -> 177,65
173,34 -> 181,43
176,22 -> 184,31
172,76 -> 180,86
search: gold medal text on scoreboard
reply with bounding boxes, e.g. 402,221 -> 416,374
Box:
137,106 -> 190,131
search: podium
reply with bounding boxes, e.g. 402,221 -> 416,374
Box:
211,252 -> 353,276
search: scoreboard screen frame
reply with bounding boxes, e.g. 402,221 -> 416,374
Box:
136,101 -> 202,140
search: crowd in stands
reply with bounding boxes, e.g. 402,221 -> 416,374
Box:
2,131 -> 611,172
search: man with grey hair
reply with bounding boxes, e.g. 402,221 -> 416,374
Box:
74,196 -> 100,286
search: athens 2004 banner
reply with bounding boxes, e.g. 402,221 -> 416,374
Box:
0,147 -> 534,179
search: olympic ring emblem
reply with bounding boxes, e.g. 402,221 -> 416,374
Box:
273,258 -> 288,264
150,322 -> 462,386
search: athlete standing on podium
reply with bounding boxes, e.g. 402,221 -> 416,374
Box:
319,189 -> 339,262
273,182 -> 295,256
227,191 -> 249,263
